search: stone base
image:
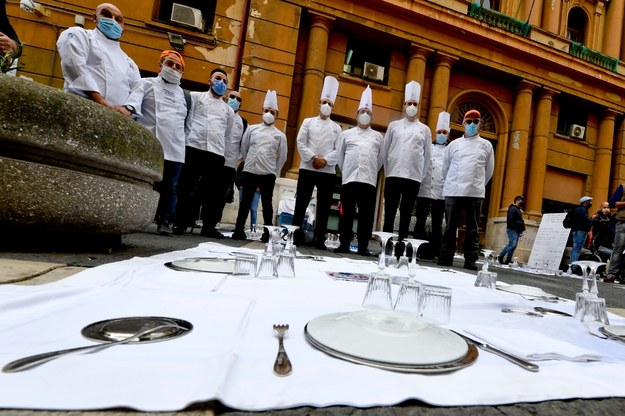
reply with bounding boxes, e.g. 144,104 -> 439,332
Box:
485,216 -> 539,263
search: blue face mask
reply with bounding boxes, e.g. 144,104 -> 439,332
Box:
211,79 -> 227,96
97,17 -> 123,40
227,97 -> 240,112
465,123 -> 478,137
435,134 -> 447,145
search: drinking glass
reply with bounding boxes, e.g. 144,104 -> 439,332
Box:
281,224 -> 298,256
233,253 -> 258,279
474,270 -> 497,289
419,284 -> 452,325
324,233 -> 340,250
404,238 -> 429,278
372,232 -> 398,274
481,249 -> 494,271
361,272 -> 393,310
581,297 -> 610,326
276,252 -> 296,278
393,280 -> 422,314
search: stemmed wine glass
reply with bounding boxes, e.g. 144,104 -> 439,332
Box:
572,260 -> 605,318
404,239 -> 428,278
481,249 -> 495,271
362,231 -> 397,310
371,232 -> 398,275
257,225 -> 282,279
281,224 -> 298,256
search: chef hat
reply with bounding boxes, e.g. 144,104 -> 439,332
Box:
436,111 -> 451,131
320,76 -> 339,105
263,90 -> 278,111
358,85 -> 372,112
404,81 -> 421,103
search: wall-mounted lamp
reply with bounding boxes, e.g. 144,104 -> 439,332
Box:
19,0 -> 51,17
167,32 -> 186,52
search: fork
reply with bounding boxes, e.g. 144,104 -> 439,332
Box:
272,324 -> 293,376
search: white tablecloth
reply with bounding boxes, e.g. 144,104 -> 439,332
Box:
2,242 -> 625,411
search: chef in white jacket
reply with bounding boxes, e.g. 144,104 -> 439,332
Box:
231,90 -> 287,242
382,81 -> 431,240
439,109 -> 494,270
173,68 -> 235,239
414,111 -> 450,259
334,86 -> 384,256
138,50 -> 187,236
292,76 -> 342,249
57,3 -> 142,118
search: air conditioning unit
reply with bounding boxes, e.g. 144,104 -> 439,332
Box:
363,62 -> 385,82
568,124 -> 586,140
171,3 -> 204,31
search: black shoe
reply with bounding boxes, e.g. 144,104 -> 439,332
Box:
200,227 -> 225,239
293,228 -> 305,246
231,230 -> 247,240
357,249 -> 373,257
464,262 -> 478,271
504,258 -> 511,265
334,245 -> 350,254
157,222 -> 173,236
261,228 -> 270,243
437,258 -> 453,267
497,255 -> 504,264
172,224 -> 186,235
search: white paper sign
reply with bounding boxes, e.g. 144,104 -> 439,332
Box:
528,213 -> 570,270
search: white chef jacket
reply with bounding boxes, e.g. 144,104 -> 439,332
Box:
336,126 -> 384,187
383,118 -> 431,183
442,134 -> 494,198
138,76 -> 187,163
241,123 -> 288,177
224,113 -> 245,169
185,91 -> 235,156
418,142 -> 447,200
296,116 -> 342,174
57,27 -> 142,113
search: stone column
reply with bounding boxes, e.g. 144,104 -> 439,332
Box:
541,0 -> 561,34
525,88 -> 557,219
603,0 -> 625,59
426,53 -> 457,132
591,109 -> 618,203
525,0 -> 543,27
500,80 -> 537,214
286,13 -> 334,178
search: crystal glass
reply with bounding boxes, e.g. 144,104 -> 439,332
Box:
233,253 -> 258,279
281,224 -> 299,256
371,232 -> 398,274
481,249 -> 494,271
393,280 -> 422,314
474,270 -> 497,289
581,296 -> 610,326
362,232 -> 397,310
572,260 -> 605,319
404,239 -> 428,278
324,233 -> 340,250
420,284 -> 452,325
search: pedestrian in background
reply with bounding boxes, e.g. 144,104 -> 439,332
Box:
605,187 -> 625,283
570,196 -> 593,263
1,0 -> 22,73
138,50 -> 187,236
497,195 -> 525,264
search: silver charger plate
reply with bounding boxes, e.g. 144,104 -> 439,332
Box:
305,323 -> 477,373
81,316 -> 193,344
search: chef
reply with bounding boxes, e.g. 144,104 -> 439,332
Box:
382,80 -> 431,240
334,86 -> 384,256
414,111 -> 450,259
138,50 -> 187,236
56,3 -> 142,118
231,90 -> 288,242
292,76 -> 342,250
173,68 -> 235,239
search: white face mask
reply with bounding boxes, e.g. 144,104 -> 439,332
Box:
263,112 -> 275,125
320,103 -> 332,117
358,112 -> 371,126
405,104 -> 417,118
160,66 -> 182,84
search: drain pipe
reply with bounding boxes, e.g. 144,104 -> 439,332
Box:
232,0 -> 251,90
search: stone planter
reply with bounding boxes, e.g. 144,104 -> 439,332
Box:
0,75 -> 163,237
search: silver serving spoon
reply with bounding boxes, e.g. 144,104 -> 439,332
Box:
3,323 -> 185,373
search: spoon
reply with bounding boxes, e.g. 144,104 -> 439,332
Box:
3,323 -> 185,373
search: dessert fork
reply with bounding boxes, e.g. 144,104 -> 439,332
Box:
272,324 -> 293,376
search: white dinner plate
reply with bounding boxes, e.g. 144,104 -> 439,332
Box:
169,258 -> 235,273
497,284 -> 556,298
305,310 -> 470,368
602,325 -> 625,338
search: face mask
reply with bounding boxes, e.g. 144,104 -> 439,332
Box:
436,134 -> 447,145
211,79 -> 227,96
320,103 -> 332,117
263,112 -> 275,125
160,66 -> 182,84
465,123 -> 478,137
97,17 -> 123,40
405,104 -> 417,118
227,98 -> 240,112
358,112 -> 371,126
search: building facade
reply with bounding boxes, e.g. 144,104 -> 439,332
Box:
7,0 -> 625,259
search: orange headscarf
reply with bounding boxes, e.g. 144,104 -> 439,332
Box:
160,50 -> 185,70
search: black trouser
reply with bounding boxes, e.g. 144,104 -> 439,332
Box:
338,182 -> 376,252
234,172 -> 276,231
293,169 -> 336,242
382,176 -> 420,240
175,147 -> 225,230
440,196 -> 483,264
216,166 -> 236,224
414,197 -> 445,257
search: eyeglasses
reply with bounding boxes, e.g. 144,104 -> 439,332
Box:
464,119 -> 480,125
162,60 -> 183,71
228,95 -> 242,102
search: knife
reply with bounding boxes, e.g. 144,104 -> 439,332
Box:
451,330 -> 540,372
534,307 -> 573,317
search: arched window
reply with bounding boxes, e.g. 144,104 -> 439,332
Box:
451,102 -> 496,134
567,7 -> 587,44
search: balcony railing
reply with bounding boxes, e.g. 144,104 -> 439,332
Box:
467,3 -> 531,38
569,42 -> 619,72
